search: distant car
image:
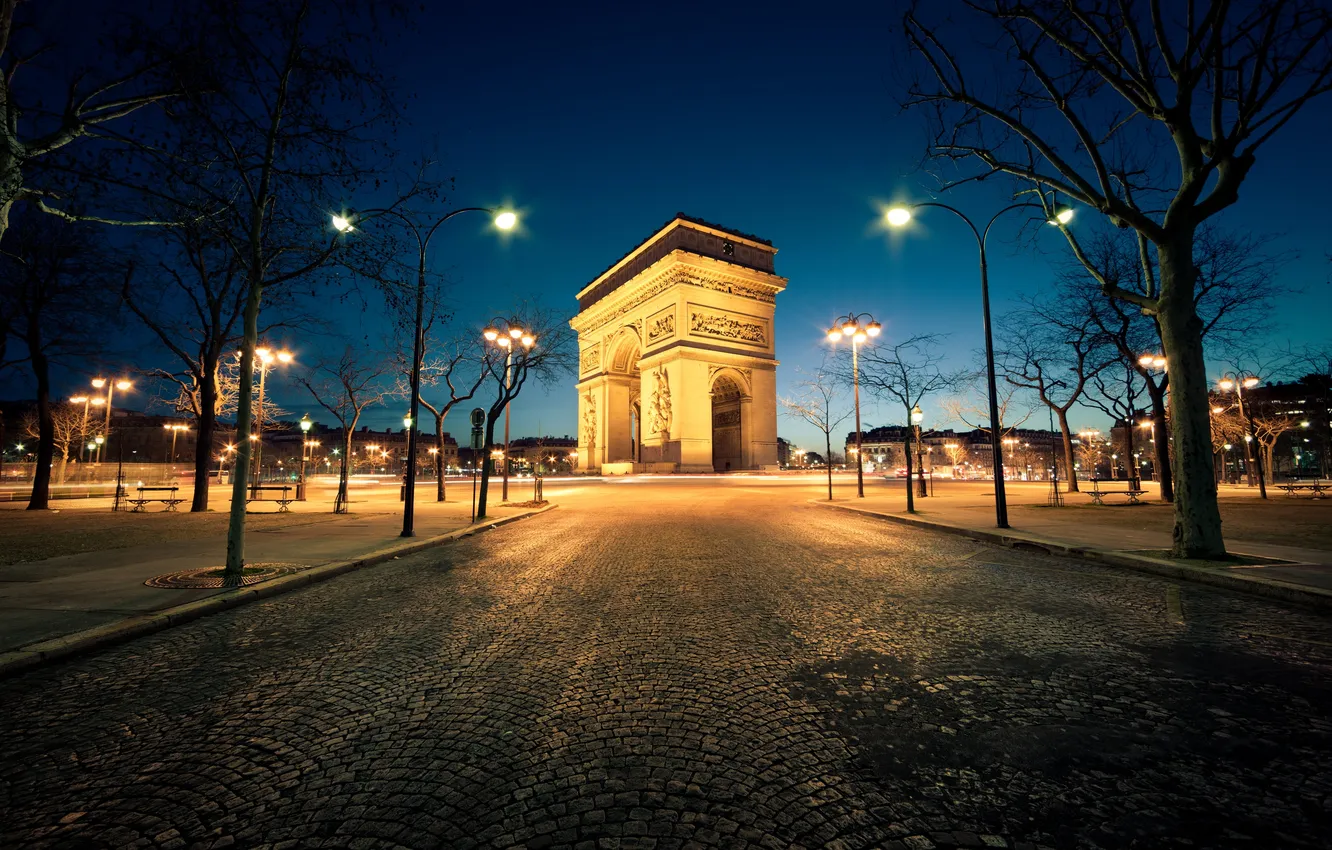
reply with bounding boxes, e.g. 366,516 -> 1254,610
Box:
893,467 -> 908,478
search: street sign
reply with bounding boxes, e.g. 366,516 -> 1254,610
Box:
470,407 -> 485,428
470,428 -> 483,451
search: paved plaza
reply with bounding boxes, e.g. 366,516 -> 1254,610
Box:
3,480 -> 1332,848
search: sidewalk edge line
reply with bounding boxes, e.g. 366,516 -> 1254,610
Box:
811,500 -> 1332,611
0,505 -> 557,680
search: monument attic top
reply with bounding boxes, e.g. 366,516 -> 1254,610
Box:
575,214 -> 779,314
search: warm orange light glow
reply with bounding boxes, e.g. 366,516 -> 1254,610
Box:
886,207 -> 911,227
1218,379 -> 1235,390
91,378 -> 106,389
115,380 -> 132,390
70,395 -> 88,403
509,327 -> 524,339
826,329 -> 840,342
483,328 -> 499,341
1243,377 -> 1259,389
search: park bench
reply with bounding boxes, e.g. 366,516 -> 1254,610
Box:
247,484 -> 294,512
1086,478 -> 1147,506
1279,477 -> 1327,499
128,486 -> 183,512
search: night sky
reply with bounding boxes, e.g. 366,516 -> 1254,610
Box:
12,2 -> 1332,451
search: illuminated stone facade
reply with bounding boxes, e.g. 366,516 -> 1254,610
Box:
571,215 -> 786,473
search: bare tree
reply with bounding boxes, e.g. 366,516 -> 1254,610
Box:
849,334 -> 964,512
138,0 -> 404,582
997,295 -> 1106,492
20,403 -> 88,485
296,347 -> 394,514
902,1 -> 1332,556
1082,364 -> 1149,484
411,341 -> 492,502
1054,225 -> 1292,502
780,360 -> 853,501
0,214 -> 125,509
124,216 -> 304,510
474,306 -> 576,519
0,2 -> 190,244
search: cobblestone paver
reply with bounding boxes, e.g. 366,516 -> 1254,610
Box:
2,485 -> 1331,849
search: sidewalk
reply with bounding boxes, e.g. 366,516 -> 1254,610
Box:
0,489 -> 543,664
819,481 -> 1332,607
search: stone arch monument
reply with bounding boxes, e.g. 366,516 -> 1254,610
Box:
572,214 -> 787,473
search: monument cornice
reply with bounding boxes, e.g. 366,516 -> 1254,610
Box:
570,252 -> 786,336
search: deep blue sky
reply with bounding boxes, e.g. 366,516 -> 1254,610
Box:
329,1 -> 1327,450
12,2 -> 1332,451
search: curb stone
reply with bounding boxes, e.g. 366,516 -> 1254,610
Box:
0,504 -> 557,679
813,499 -> 1332,611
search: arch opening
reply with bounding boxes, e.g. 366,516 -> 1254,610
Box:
711,374 -> 744,472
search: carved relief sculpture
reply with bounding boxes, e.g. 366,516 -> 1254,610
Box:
580,343 -> 600,374
582,391 -> 597,457
689,310 -> 767,345
646,312 -> 676,343
646,366 -> 673,437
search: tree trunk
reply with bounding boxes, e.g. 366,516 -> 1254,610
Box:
1158,237 -> 1225,558
224,278 -> 263,581
1148,384 -> 1174,502
191,370 -> 219,512
436,416 -> 446,502
26,346 -> 53,511
476,415 -> 499,519
1057,409 -> 1078,493
335,431 -> 353,513
824,429 -> 833,500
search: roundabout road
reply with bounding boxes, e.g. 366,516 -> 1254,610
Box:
2,480 -> 1330,849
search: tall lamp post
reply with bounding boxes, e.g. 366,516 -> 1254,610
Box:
164,423 -> 189,464
826,312 -> 881,498
483,319 -> 536,503
69,395 -> 91,462
1218,373 -> 1266,499
90,377 -> 133,464
333,207 -> 516,538
911,405 -> 928,498
250,346 -> 292,486
886,202 -> 1072,528
298,414 -> 312,500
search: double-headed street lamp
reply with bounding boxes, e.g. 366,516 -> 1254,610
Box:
164,423 -> 189,464
250,347 -> 292,485
886,202 -> 1072,528
1218,373 -> 1266,499
90,377 -> 132,464
483,319 -> 537,502
825,312 -> 881,498
334,206 -> 516,538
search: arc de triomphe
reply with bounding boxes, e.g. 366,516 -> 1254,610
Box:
572,214 -> 787,473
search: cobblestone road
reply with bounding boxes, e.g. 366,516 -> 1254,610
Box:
3,483 -> 1331,849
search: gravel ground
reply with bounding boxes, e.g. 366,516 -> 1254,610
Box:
0,511 -> 342,566
1,483 -> 1330,849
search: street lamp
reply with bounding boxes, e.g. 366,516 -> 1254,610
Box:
90,377 -> 132,464
483,318 -> 536,503
1218,373 -> 1266,498
825,311 -> 880,498
298,413 -> 312,500
886,201 -> 1071,528
163,423 -> 189,464
249,346 -> 293,486
911,404 -> 927,498
334,205 -> 516,538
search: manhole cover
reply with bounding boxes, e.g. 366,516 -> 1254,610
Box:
145,562 -> 304,589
